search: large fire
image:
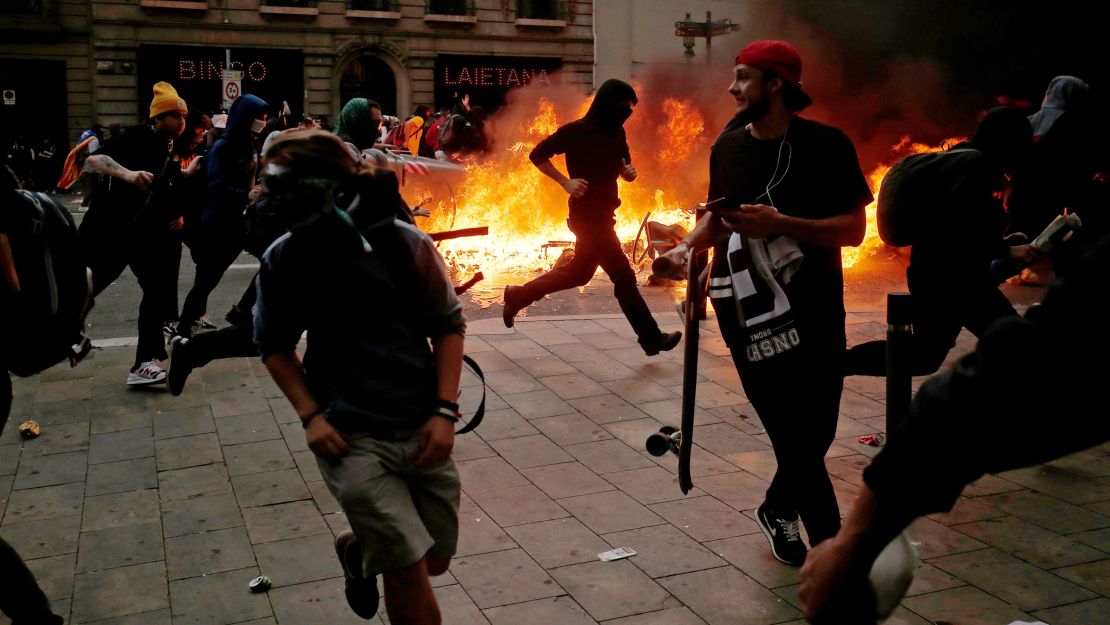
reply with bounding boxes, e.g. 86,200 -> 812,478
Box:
406,89 -> 964,301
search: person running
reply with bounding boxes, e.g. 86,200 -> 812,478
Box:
80,81 -> 188,385
256,129 -> 465,624
502,79 -> 681,356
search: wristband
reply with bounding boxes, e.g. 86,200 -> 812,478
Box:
431,406 -> 460,423
300,411 -> 325,429
434,398 -> 460,413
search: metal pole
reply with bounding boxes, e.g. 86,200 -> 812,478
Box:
705,11 -> 712,66
885,292 -> 913,439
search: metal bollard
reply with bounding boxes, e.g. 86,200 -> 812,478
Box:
885,292 -> 913,439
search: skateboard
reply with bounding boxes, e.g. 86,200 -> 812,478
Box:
645,246 -> 706,494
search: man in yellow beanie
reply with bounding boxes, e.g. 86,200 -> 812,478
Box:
80,81 -> 189,385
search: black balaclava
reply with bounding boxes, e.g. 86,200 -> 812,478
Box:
586,79 -> 638,130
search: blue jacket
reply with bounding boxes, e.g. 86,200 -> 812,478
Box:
204,94 -> 268,226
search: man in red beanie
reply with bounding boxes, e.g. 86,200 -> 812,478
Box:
657,41 -> 872,566
81,81 -> 188,385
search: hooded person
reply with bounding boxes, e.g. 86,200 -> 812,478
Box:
500,78 -> 682,356
176,93 -> 268,338
334,98 -> 384,154
1007,75 -> 1098,264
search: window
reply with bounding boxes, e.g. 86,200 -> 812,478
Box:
517,0 -> 558,20
0,0 -> 42,14
426,0 -> 472,16
349,0 -> 394,9
262,0 -> 315,7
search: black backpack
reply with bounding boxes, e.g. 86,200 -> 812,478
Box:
877,148 -> 978,246
2,189 -> 94,377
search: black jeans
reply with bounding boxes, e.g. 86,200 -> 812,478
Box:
517,219 -> 660,341
844,282 -> 1017,376
79,212 -> 179,367
180,224 -> 245,334
185,319 -> 258,367
733,340 -> 843,545
1,375 -> 64,625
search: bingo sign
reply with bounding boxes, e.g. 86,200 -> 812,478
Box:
434,54 -> 563,112
137,45 -> 303,118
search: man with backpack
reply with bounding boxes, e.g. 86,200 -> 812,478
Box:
654,41 -> 873,566
80,81 -> 188,385
844,107 -> 1041,377
255,130 -> 465,624
0,162 -> 71,625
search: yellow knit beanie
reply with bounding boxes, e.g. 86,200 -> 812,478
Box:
150,81 -> 188,119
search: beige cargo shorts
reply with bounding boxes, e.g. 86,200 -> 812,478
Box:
316,427 -> 460,576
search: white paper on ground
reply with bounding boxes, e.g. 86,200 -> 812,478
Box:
598,547 -> 636,561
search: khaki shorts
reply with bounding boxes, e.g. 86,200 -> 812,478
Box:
316,428 -> 460,576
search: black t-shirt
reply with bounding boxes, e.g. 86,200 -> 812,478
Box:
529,118 -> 632,224
90,124 -> 178,224
708,117 -> 872,354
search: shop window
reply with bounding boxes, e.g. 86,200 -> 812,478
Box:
426,0 -> 473,16
349,0 -> 394,9
517,0 -> 559,20
0,0 -> 42,14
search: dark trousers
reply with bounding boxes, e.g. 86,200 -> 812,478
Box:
733,341 -> 843,545
518,219 -> 660,340
180,225 -> 244,333
845,282 -> 1017,376
1,376 -> 64,625
186,319 -> 257,367
79,212 -> 179,367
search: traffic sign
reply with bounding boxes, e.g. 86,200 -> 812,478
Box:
221,69 -> 242,110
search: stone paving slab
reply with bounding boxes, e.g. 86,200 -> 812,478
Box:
1,314 -> 1109,625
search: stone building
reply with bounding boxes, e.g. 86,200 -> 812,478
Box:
0,0 -> 594,148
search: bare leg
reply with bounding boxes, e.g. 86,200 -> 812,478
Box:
382,557 -> 441,625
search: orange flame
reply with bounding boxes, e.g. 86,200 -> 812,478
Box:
413,93 -> 702,294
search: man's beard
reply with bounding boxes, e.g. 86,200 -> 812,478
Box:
735,96 -> 770,127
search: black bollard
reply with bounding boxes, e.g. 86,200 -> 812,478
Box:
885,292 -> 913,439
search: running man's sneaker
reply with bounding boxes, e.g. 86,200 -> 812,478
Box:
334,530 -> 379,619
639,330 -> 682,356
162,321 -> 180,342
168,336 -> 193,396
756,502 -> 808,566
127,360 -> 167,386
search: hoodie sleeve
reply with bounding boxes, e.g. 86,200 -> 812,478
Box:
529,125 -> 572,165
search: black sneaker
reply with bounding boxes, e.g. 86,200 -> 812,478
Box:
162,321 -> 179,343
335,530 -> 379,619
225,305 -> 251,327
756,503 -> 808,566
639,331 -> 682,356
168,336 -> 193,397
502,285 -> 526,328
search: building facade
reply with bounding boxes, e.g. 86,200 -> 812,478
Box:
1,0 -> 594,148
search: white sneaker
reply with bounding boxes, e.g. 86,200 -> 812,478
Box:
127,360 -> 167,386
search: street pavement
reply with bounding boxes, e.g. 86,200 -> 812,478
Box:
4,295 -> 1109,625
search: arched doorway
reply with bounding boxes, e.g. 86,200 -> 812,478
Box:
339,55 -> 397,116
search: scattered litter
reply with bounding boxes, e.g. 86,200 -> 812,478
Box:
249,575 -> 272,593
598,547 -> 636,562
859,433 -> 886,447
18,420 -> 41,439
